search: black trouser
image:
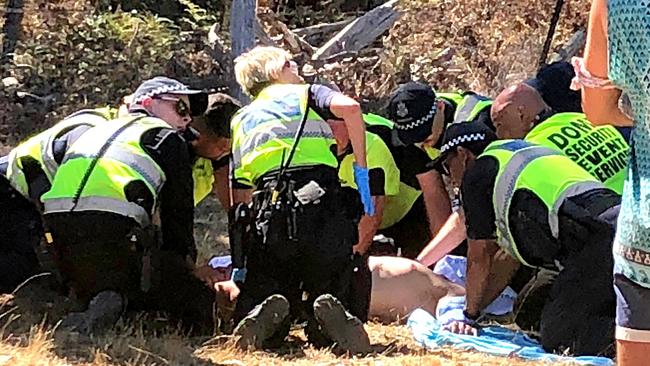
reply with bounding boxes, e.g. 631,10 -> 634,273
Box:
233,167 -> 371,344
0,175 -> 42,293
527,191 -> 619,356
44,212 -> 215,334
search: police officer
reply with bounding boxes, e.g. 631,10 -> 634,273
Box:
375,82 -> 493,257
41,77 -> 215,335
229,46 -> 373,353
491,82 -> 629,194
2,107 -> 116,204
435,122 -> 619,355
188,93 -> 241,209
0,107 -> 116,293
328,115 -> 401,256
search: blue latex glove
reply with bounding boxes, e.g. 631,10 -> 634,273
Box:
353,163 -> 375,216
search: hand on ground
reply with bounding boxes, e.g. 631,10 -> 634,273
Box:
443,320 -> 478,336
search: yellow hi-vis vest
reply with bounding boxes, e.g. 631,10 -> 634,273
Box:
525,112 -> 628,194
41,116 -> 169,227
193,157 -> 215,205
437,92 -> 493,124
6,108 -> 114,198
230,84 -> 337,187
338,132 -> 401,227
480,139 -> 605,267
415,92 -> 493,161
363,113 -> 394,130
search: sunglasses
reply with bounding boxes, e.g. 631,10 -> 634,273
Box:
155,96 -> 191,117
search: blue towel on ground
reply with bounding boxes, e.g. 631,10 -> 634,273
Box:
407,308 -> 613,366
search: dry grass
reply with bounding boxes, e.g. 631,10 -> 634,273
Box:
0,294 -> 558,366
0,199 -> 570,365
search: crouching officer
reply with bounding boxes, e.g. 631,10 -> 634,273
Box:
492,82 -> 629,194
368,82 -> 493,257
436,122 -> 619,356
41,77 -> 216,335
188,93 -> 242,209
0,107 -> 116,293
328,116 -> 400,256
229,46 -> 373,353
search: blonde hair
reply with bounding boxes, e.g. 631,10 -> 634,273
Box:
234,46 -> 291,96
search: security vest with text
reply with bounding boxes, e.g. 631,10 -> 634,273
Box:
41,116 -> 169,227
525,112 -> 628,194
230,84 -> 337,187
480,139 -> 604,267
6,108 -> 115,199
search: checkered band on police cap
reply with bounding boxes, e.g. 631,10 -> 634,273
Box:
132,76 -> 204,103
439,121 -> 497,155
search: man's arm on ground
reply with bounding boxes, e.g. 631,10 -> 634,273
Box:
353,195 -> 385,254
417,170 -> 452,235
416,210 -> 467,266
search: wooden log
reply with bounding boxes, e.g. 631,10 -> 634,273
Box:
254,18 -> 278,47
548,28 -> 586,63
229,0 -> 256,102
294,19 -> 353,38
312,0 -> 400,61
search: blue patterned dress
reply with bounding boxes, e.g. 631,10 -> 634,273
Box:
609,0 -> 650,287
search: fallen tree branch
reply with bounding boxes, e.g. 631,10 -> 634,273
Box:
312,0 -> 400,61
548,28 -> 586,63
254,18 -> 278,46
294,19 -> 353,38
258,11 -> 316,55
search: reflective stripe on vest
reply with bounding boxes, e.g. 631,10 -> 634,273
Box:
231,84 -> 337,186
42,116 -> 168,222
454,94 -> 492,124
6,109 -> 110,197
64,146 -> 164,192
486,140 -> 603,267
525,112 -> 628,194
43,196 -> 150,227
40,112 -> 111,182
237,119 -> 334,161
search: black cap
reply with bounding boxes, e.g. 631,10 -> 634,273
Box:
525,61 -> 581,113
387,81 -> 438,145
431,121 -> 497,171
130,76 -> 208,116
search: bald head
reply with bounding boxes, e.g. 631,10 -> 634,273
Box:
491,83 -> 550,139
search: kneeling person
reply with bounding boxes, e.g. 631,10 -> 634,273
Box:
229,46 -> 373,353
41,77 -> 215,334
437,122 -> 619,356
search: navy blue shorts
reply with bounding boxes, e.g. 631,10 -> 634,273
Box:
614,273 -> 650,342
